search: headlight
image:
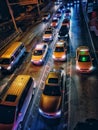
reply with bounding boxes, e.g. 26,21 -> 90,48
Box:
65,34 -> 68,37
55,23 -> 58,26
40,59 -> 42,62
31,59 -> 34,62
52,55 -> 55,58
7,66 -> 11,70
56,110 -> 61,116
49,36 -> 52,39
0,66 -> 1,69
76,66 -> 80,70
62,55 -> 65,59
89,66 -> 93,71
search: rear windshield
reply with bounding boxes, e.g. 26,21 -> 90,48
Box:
43,85 -> 61,96
0,105 -> 16,124
55,47 -> 64,52
33,50 -> 43,55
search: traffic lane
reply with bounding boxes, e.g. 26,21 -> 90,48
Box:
30,113 -> 64,130
69,58 -> 98,130
67,3 -> 98,130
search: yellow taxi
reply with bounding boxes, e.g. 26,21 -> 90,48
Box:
39,68 -> 64,118
53,40 -> 67,61
76,46 -> 94,73
31,43 -> 48,65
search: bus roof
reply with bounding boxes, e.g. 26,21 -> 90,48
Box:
1,42 -> 23,59
0,75 -> 31,106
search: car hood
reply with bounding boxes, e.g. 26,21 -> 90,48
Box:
31,55 -> 43,61
43,34 -> 52,38
53,52 -> 65,57
59,31 -> 68,36
77,62 -> 92,69
39,94 -> 61,113
51,22 -> 57,26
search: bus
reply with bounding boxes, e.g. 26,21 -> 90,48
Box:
0,75 -> 35,130
0,42 -> 26,73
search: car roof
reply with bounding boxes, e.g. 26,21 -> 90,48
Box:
45,70 -> 62,85
77,46 -> 90,55
55,41 -> 65,47
77,46 -> 89,51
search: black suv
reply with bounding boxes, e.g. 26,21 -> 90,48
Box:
58,25 -> 69,40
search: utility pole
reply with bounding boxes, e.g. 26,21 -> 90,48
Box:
6,0 -> 19,32
37,0 -> 40,15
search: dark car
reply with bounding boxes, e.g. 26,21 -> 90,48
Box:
58,25 -> 69,40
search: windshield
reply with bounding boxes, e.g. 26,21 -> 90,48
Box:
48,78 -> 58,84
33,50 -> 43,55
52,19 -> 58,22
78,55 -> 91,62
0,58 -> 11,64
60,26 -> 68,32
43,85 -> 61,96
55,47 -> 64,52
0,105 -> 16,124
45,30 -> 52,34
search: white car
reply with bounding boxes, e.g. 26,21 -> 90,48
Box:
43,28 -> 54,42
31,43 -> 48,65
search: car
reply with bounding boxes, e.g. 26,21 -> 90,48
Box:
64,8 -> 71,19
58,5 -> 66,12
42,13 -> 51,22
55,10 -> 62,18
39,68 -> 64,118
62,18 -> 70,28
43,28 -> 54,42
31,43 -> 48,65
53,40 -> 67,61
50,17 -> 59,28
76,46 -> 94,73
54,0 -> 62,5
58,25 -> 69,40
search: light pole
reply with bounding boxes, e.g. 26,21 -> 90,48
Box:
6,0 -> 19,32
